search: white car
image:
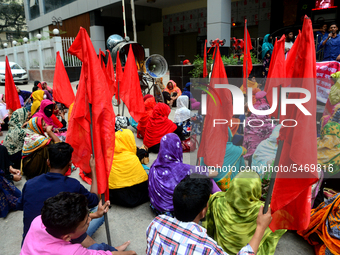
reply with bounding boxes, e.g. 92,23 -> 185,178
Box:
0,61 -> 28,84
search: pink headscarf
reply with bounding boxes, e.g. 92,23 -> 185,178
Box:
33,99 -> 55,127
254,91 -> 268,109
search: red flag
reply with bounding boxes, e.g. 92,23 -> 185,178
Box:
115,52 -> 124,101
243,19 -> 253,92
120,45 -> 145,122
203,39 -> 208,78
53,51 -> 75,108
286,30 -> 301,81
270,16 -> 318,231
264,35 -> 286,120
106,50 -> 116,97
5,56 -> 21,112
66,27 -> 115,200
197,45 -> 233,167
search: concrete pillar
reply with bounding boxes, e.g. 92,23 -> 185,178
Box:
24,43 -> 30,80
37,40 -> 43,80
13,46 -> 18,64
53,36 -> 64,63
38,0 -> 45,16
90,26 -> 106,54
207,0 -> 231,48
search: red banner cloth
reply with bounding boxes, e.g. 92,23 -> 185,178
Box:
5,56 -> 21,112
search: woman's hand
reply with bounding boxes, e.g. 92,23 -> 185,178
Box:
22,121 -> 28,128
46,125 -> 53,134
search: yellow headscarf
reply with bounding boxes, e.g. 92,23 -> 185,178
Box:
109,129 -> 148,189
31,90 -> 45,115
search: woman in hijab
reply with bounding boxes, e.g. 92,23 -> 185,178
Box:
109,129 -> 149,207
0,94 -> 9,135
3,108 -> 29,169
22,117 -> 60,179
144,103 -> 185,153
137,96 -> 156,139
163,80 -> 182,107
33,99 -> 63,130
38,81 -> 53,94
243,91 -> 274,163
252,125 -> 281,179
205,171 -> 286,255
174,95 -> 192,136
30,90 -> 45,115
262,34 -> 273,79
201,127 -> 247,191
148,133 -> 220,216
182,82 -> 201,110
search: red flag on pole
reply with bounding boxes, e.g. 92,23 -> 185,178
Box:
286,30 -> 301,82
269,16 -> 318,231
243,19 -> 253,92
203,39 -> 208,78
197,45 -> 233,167
264,35 -> 286,120
5,56 -> 21,112
53,51 -> 75,108
66,27 -> 115,200
115,52 -> 123,101
120,45 -> 145,122
106,50 -> 116,97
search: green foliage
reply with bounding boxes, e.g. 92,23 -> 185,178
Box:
0,1 -> 26,33
189,52 -> 262,78
48,30 -> 68,35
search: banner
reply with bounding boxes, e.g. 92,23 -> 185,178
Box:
316,61 -> 340,103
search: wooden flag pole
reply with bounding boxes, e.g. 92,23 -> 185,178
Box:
89,103 -> 112,246
263,85 -> 284,214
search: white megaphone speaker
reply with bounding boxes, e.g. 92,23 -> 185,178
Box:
145,54 -> 168,78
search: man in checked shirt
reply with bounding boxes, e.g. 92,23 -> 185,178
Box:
146,174 -> 272,255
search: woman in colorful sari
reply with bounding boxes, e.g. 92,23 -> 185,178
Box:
205,171 -> 286,255
0,94 -> 9,135
109,129 -> 149,207
33,99 -> 63,130
137,96 -> 156,139
201,127 -> 247,191
298,193 -> 340,254
243,91 -> 274,162
315,110 -> 340,207
322,72 -> 340,127
252,125 -> 281,179
148,133 -> 220,216
3,108 -> 29,169
163,80 -> 182,107
144,103 -> 185,153
22,117 -> 60,179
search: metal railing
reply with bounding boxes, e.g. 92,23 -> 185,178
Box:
61,37 -> 82,67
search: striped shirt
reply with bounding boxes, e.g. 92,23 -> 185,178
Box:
146,215 -> 254,255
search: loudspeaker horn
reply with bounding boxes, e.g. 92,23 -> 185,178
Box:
145,54 -> 168,78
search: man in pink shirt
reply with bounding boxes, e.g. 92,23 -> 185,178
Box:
21,192 -> 136,255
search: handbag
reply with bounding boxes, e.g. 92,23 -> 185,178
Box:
181,134 -> 198,153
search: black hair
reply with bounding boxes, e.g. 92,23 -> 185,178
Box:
34,81 -> 40,86
173,174 -> 212,222
32,86 -> 39,92
320,22 -> 327,28
41,192 -> 88,238
284,29 -> 293,36
330,22 -> 338,27
48,142 -> 74,169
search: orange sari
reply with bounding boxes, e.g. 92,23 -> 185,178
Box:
298,194 -> 340,254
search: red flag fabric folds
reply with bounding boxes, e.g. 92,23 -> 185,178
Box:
5,56 -> 21,112
203,39 -> 208,78
243,20 -> 253,91
270,16 -> 318,232
120,45 -> 145,122
106,50 -> 116,97
53,51 -> 75,108
66,27 -> 115,200
197,45 -> 233,167
264,35 -> 286,120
